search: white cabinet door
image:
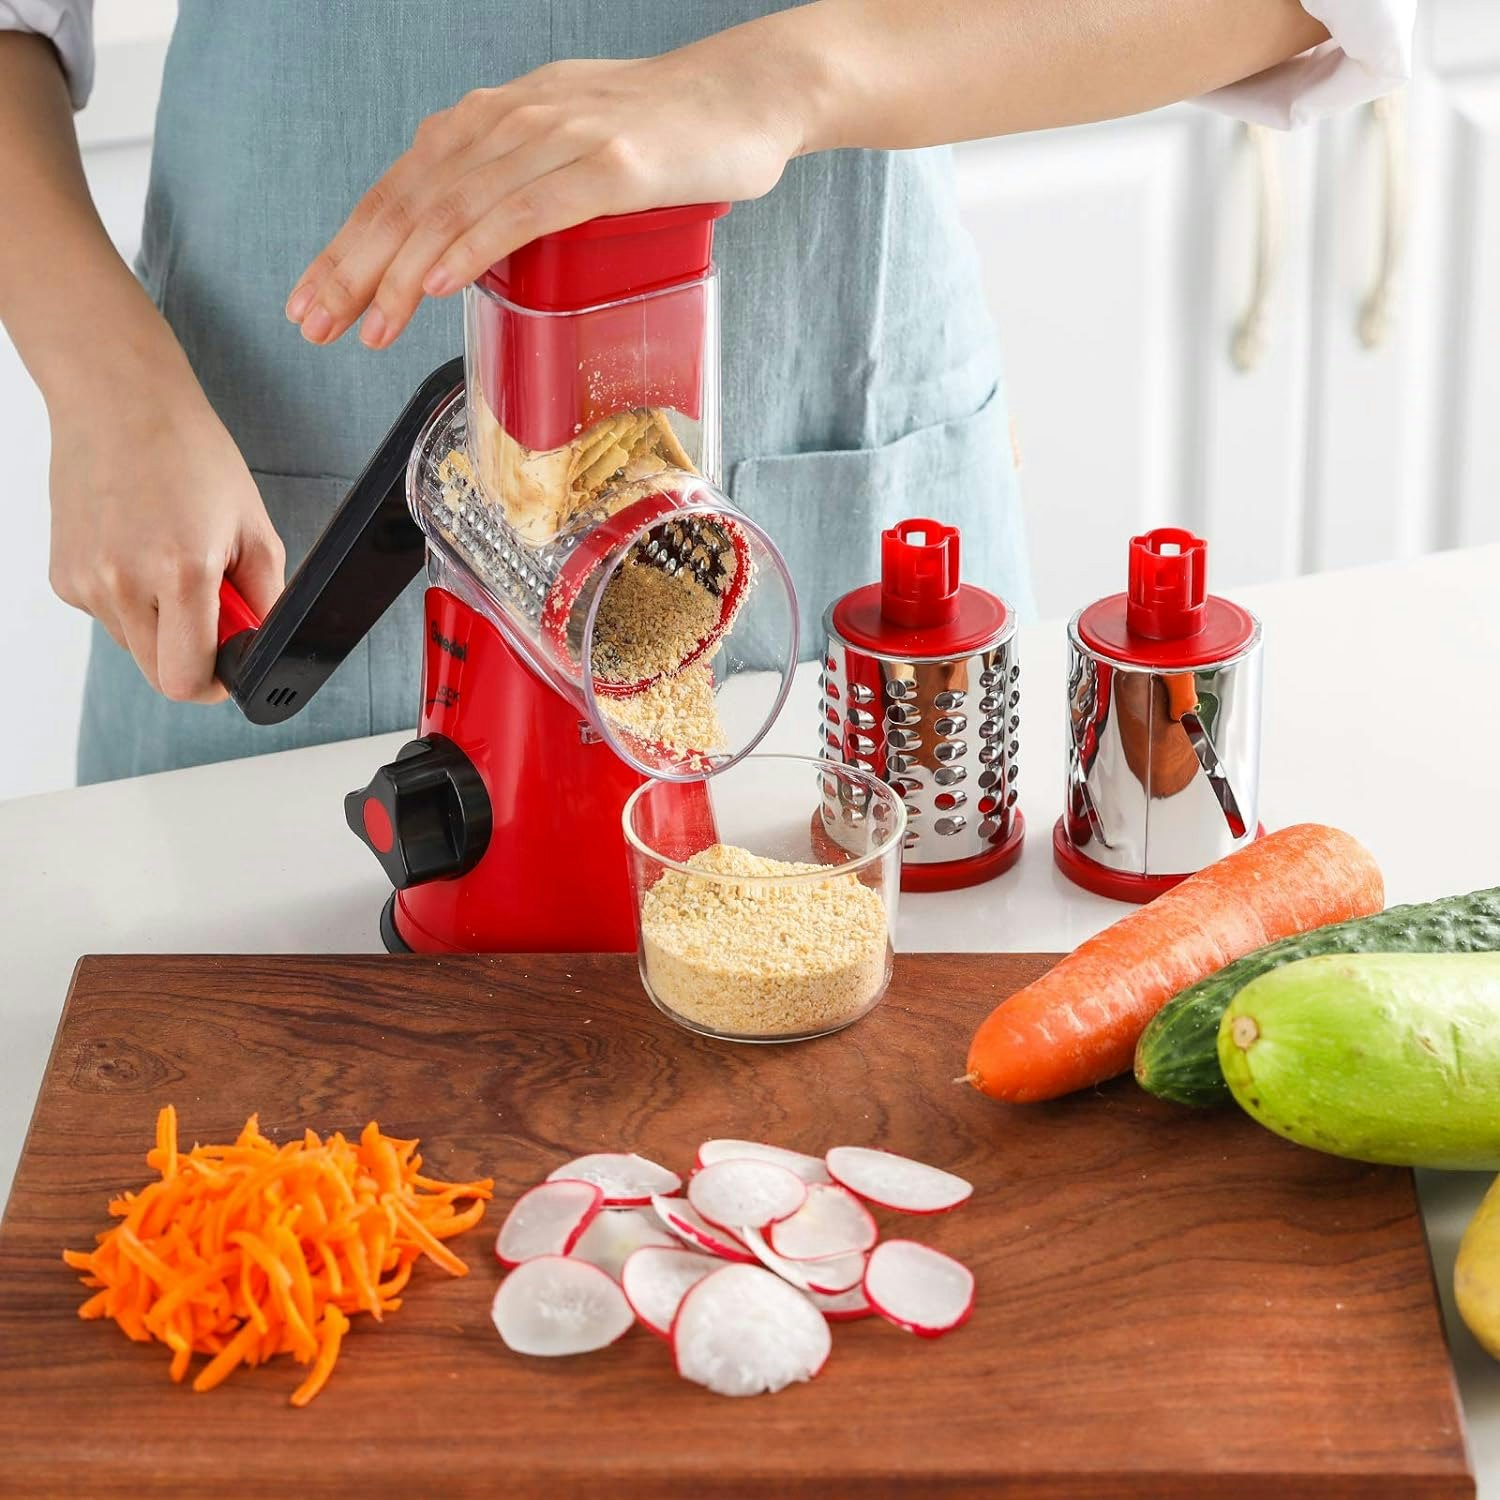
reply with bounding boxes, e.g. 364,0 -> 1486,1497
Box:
1421,73 -> 1500,549
1302,9 -> 1500,568
1191,116 -> 1318,592
1301,87 -> 1437,569
954,108 -> 1317,619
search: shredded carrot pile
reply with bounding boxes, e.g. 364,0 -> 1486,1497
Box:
63,1106 -> 493,1405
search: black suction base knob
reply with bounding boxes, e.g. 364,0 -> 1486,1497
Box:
345,734 -> 491,891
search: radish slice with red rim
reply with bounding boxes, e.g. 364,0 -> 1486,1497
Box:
495,1178 -> 604,1267
739,1226 -> 813,1291
767,1183 -> 878,1261
546,1152 -> 681,1206
808,1284 -> 875,1321
696,1139 -> 832,1184
739,1230 -> 867,1298
672,1264 -> 832,1397
802,1251 -> 867,1296
863,1239 -> 975,1337
652,1196 -> 756,1263
491,1256 -> 635,1356
687,1160 -> 807,1232
825,1146 -> 973,1214
620,1246 -> 721,1340
569,1207 -> 677,1280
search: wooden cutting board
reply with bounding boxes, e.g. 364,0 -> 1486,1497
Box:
0,953 -> 1472,1499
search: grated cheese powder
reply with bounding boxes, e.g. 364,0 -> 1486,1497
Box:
639,844 -> 890,1038
591,556 -> 722,686
599,664 -> 727,761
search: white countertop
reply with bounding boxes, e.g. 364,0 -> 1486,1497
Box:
3,544 -> 1498,1487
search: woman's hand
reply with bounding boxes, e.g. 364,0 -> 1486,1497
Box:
284,0 -> 1337,355
48,370 -> 285,703
286,30 -> 826,350
0,32 -> 287,706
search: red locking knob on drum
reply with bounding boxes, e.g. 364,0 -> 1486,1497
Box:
1125,528 -> 1207,640
880,519 -> 962,629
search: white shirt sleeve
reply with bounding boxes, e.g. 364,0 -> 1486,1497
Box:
1197,0 -> 1416,129
0,0 -> 94,109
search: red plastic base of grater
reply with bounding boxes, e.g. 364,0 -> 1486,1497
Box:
901,812 -> 1026,892
808,808 -> 1025,892
389,586 -> 645,954
379,892 -> 412,954
1050,815 -> 1267,904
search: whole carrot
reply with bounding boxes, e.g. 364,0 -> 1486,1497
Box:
965,824 -> 1384,1102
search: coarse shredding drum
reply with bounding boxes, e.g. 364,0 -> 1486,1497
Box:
214,204 -> 798,954
819,518 -> 1024,892
1054,527 -> 1263,902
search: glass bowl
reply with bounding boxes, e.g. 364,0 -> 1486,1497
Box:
622,754 -> 905,1042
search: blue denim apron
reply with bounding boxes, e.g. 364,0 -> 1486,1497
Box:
78,0 -> 1031,782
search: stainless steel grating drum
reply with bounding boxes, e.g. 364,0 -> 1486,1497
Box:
1054,527 -> 1264,902
818,519 -> 1024,892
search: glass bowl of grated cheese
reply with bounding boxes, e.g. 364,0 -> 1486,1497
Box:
623,755 -> 905,1042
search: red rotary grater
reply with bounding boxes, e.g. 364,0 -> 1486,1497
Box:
819,518 -> 1024,891
215,205 -> 798,954
1055,527 -> 1264,902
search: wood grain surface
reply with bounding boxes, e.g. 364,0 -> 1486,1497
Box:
0,953 -> 1473,1499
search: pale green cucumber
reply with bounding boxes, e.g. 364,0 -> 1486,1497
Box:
1219,952 -> 1500,1170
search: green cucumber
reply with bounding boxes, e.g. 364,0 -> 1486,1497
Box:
1134,887 -> 1500,1107
1219,952 -> 1500,1170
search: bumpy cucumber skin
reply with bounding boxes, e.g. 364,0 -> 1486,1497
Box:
1456,1174 -> 1500,1361
1134,888 -> 1500,1108
1219,952 -> 1500,1170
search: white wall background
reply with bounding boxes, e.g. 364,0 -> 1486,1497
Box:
3,1 -> 1496,800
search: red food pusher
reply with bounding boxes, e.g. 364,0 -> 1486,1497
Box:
215,205 -> 798,954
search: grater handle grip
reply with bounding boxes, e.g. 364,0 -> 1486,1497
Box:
216,578 -> 260,648
216,356 -> 464,724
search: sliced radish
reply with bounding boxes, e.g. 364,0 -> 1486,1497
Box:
807,1284 -> 875,1321
767,1183 -> 878,1262
696,1139 -> 832,1185
672,1265 -> 832,1397
739,1226 -> 813,1291
825,1146 -> 973,1214
494,1179 -> 603,1267
651,1196 -> 756,1263
862,1239 -> 975,1338
491,1255 -> 634,1356
687,1160 -> 806,1232
802,1252 -> 868,1296
733,1229 -> 867,1298
620,1246 -> 721,1339
569,1207 -> 677,1280
546,1152 -> 681,1206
